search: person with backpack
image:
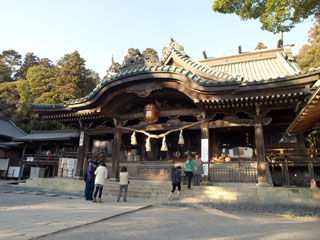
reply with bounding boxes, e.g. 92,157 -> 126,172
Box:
168,166 -> 182,200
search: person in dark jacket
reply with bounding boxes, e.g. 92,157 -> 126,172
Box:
84,161 -> 97,201
168,166 -> 182,200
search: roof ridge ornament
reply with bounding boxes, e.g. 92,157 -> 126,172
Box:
161,37 -> 185,64
119,49 -> 161,72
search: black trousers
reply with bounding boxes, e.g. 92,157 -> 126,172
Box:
185,171 -> 193,189
171,182 -> 181,193
94,184 -> 103,198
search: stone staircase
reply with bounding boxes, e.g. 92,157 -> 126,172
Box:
19,178 -> 320,207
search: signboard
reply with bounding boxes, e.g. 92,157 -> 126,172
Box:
7,167 -> 20,178
0,158 -> 9,171
201,138 -> 209,175
26,157 -> 34,162
79,131 -> 84,147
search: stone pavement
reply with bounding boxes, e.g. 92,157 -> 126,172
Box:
0,190 -> 156,240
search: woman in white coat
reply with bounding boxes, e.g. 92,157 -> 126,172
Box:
93,162 -> 108,203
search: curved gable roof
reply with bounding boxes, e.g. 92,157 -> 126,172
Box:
0,117 -> 27,139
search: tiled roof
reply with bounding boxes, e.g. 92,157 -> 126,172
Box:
287,84 -> 320,135
161,40 -> 239,81
32,65 -> 240,109
0,117 -> 27,138
14,130 -> 79,141
201,47 -> 301,82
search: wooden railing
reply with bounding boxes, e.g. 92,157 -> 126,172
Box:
209,165 -> 258,182
22,152 -> 79,163
85,152 -> 112,163
22,154 -> 59,162
265,148 -> 320,187
265,148 -> 320,163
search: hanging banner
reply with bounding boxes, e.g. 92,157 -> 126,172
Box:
201,138 -> 209,175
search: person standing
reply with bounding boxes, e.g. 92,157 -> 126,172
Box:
185,156 -> 194,190
93,162 -> 108,203
168,166 -> 182,200
84,161 -> 97,201
117,166 -> 129,202
193,155 -> 204,186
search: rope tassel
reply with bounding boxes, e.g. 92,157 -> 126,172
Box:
161,136 -> 168,151
145,137 -> 151,152
178,130 -> 184,145
131,131 -> 137,145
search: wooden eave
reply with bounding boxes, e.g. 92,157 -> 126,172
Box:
287,86 -> 320,135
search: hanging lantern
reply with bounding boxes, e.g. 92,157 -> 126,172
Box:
145,137 -> 151,152
144,103 -> 159,123
178,130 -> 184,145
131,131 -> 137,145
161,136 -> 168,151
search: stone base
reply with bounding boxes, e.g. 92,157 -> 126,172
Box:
256,181 -> 270,187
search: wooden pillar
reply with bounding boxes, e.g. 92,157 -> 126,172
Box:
18,145 -> 27,180
281,160 -> 290,186
201,118 -> 210,176
75,130 -> 88,178
141,135 -> 146,161
254,117 -> 269,187
82,135 -> 91,175
111,128 -> 121,180
308,162 -> 317,188
211,129 -> 218,160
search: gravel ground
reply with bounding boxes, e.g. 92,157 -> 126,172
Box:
0,182 -> 82,197
37,205 -> 320,240
2,182 -> 320,218
161,202 -> 320,218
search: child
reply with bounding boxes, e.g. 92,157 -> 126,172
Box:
93,162 -> 108,203
117,166 -> 129,202
168,166 -> 182,200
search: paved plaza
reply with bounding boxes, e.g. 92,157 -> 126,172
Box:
1,181 -> 320,240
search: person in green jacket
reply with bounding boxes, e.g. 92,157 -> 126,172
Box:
185,156 -> 194,190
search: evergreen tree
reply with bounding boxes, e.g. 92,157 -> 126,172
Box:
0,81 -> 19,117
0,50 -> 22,81
17,65 -> 57,104
16,52 -> 40,80
297,16 -> 320,71
55,51 -> 97,102
0,61 -> 11,83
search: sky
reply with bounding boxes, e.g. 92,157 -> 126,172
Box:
0,0 -> 314,79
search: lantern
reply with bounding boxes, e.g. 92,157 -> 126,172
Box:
144,103 -> 159,123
